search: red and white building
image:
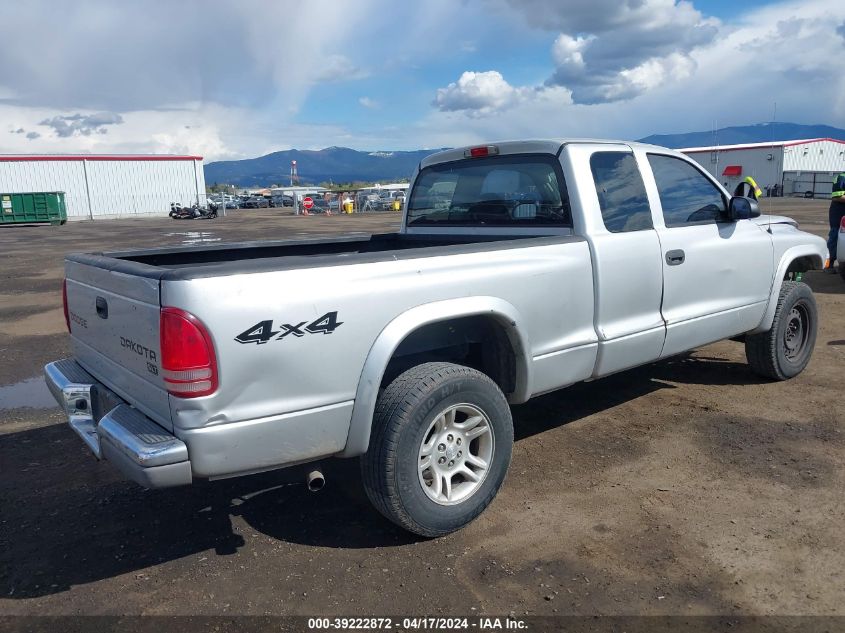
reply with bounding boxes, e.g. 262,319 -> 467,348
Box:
681,138 -> 845,198
0,154 -> 205,219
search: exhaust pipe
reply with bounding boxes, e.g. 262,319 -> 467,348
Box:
306,469 -> 325,492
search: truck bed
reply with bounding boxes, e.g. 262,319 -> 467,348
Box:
67,232 -> 574,280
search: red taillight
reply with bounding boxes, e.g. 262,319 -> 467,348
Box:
840,216 -> 845,232
160,307 -> 218,398
464,145 -> 499,158
62,279 -> 71,332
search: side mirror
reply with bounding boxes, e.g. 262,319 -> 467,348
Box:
728,196 -> 760,221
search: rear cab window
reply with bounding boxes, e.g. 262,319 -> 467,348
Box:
407,154 -> 571,228
590,151 -> 652,233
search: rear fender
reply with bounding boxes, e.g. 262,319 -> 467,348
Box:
340,297 -> 531,457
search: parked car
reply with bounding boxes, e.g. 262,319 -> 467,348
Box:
373,192 -> 392,211
46,139 -> 826,538
838,215 -> 845,281
241,196 -> 269,209
270,195 -> 294,208
356,188 -> 381,212
375,189 -> 407,211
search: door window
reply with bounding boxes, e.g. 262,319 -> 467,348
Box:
590,151 -> 652,232
648,154 -> 727,227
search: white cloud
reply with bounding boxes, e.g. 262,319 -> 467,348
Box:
551,34 -> 591,69
0,103 -> 236,160
433,1 -> 723,114
0,0 -> 384,158
434,71 -> 534,116
0,100 -> 401,161
503,0 -> 719,103
423,0 -> 845,147
593,52 -> 697,102
358,96 -> 379,109
0,1 -> 378,113
0,0 -> 842,160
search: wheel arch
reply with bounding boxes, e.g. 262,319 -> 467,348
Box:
340,297 -> 532,457
749,245 -> 824,334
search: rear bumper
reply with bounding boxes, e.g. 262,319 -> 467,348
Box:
44,359 -> 192,488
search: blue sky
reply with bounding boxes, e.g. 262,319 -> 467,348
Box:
696,0 -> 773,16
0,0 -> 843,160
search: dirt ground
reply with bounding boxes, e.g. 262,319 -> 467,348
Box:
0,201 -> 842,618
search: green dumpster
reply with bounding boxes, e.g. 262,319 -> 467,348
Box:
0,192 -> 67,226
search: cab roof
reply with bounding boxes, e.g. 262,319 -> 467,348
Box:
419,139 -> 674,169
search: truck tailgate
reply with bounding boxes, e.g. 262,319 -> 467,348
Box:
65,259 -> 172,430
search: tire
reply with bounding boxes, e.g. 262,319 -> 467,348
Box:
745,281 -> 818,380
361,362 -> 513,537
839,265 -> 845,283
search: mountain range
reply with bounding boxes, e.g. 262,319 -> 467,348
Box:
204,147 -> 444,188
204,122 -> 845,187
637,122 -> 845,149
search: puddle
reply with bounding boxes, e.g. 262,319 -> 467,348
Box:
0,376 -> 56,410
163,231 -> 222,246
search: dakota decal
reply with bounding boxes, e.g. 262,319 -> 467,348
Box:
120,336 -> 158,362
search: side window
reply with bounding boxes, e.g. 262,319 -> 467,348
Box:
590,151 -> 652,232
648,154 -> 727,227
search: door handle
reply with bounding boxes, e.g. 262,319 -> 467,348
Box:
665,249 -> 685,266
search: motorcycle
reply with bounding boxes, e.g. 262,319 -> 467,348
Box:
169,202 -> 218,220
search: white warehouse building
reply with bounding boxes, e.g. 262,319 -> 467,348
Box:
0,154 -> 206,220
681,138 -> 845,198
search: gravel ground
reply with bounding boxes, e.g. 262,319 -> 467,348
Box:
0,201 -> 842,618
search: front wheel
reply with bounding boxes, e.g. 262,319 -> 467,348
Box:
361,362 -> 513,537
745,281 -> 818,380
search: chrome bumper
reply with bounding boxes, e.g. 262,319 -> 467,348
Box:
44,359 -> 192,488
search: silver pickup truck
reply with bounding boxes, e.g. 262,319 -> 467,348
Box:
45,140 -> 827,536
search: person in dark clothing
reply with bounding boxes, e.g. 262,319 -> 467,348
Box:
827,172 -> 845,272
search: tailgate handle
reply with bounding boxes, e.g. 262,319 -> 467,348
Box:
95,296 -> 109,319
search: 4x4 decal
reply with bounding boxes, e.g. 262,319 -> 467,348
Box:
235,311 -> 343,345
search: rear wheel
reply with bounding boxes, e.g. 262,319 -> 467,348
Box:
361,362 -> 513,537
745,281 -> 817,380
